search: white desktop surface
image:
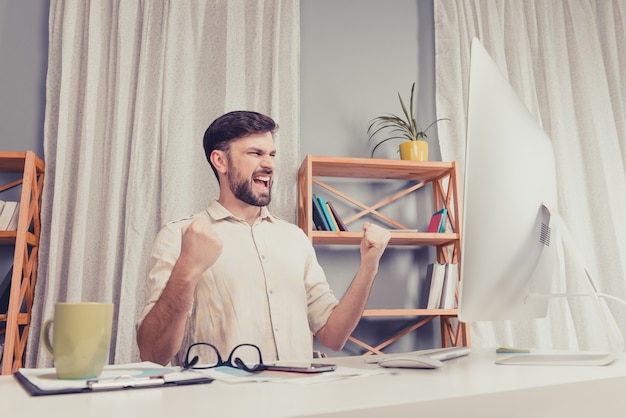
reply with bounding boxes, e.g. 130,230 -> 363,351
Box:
2,348 -> 626,417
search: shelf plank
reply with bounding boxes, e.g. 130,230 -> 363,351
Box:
307,155 -> 454,181
0,151 -> 44,173
0,231 -> 39,246
0,313 -> 30,324
362,309 -> 458,317
311,231 -> 459,246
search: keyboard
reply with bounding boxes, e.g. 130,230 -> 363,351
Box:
364,346 -> 471,364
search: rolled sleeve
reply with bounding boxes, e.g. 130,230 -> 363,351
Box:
303,241 -> 339,334
135,219 -> 187,331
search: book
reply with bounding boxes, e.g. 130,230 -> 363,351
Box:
426,208 -> 447,233
312,194 -> 331,231
0,201 -> 19,230
326,200 -> 347,231
0,267 -> 13,312
439,263 -> 459,309
325,202 -> 340,231
5,202 -> 20,230
316,195 -> 337,231
426,262 -> 447,309
438,209 -> 448,232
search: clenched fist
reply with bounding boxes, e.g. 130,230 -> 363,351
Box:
178,216 -> 223,278
359,222 -> 391,267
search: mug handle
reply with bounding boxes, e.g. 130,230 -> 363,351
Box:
41,318 -> 55,359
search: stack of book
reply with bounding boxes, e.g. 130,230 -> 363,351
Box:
425,262 -> 459,309
0,201 -> 20,231
311,194 -> 347,231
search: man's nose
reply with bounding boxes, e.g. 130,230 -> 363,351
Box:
261,155 -> 275,170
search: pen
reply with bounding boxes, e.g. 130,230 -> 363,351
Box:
87,376 -> 165,390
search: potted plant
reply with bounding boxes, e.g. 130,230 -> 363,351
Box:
368,82 -> 449,161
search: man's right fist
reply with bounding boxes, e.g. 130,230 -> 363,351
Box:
179,217 -> 223,277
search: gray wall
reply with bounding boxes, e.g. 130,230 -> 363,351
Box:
0,0 -> 48,156
301,0 -> 439,161
301,0 -> 441,356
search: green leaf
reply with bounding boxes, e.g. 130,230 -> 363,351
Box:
367,83 -> 451,153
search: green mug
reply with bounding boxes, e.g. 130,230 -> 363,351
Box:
41,302 -> 114,379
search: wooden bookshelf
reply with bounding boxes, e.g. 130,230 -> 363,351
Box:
297,155 -> 470,354
0,151 -> 45,374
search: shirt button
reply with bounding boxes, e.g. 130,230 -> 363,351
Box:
269,289 -> 273,294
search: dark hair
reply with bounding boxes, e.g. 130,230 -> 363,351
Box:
203,111 -> 278,179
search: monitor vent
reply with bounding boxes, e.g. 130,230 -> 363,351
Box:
540,222 -> 551,246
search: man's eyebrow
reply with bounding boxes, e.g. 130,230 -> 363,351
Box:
247,147 -> 277,154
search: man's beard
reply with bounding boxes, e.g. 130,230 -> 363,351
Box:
228,165 -> 272,207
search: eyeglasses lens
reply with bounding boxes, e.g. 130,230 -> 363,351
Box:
230,344 -> 263,369
187,344 -> 220,368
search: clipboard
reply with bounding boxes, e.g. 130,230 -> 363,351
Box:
14,362 -> 214,396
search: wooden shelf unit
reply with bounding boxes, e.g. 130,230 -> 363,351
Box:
0,151 -> 45,374
297,155 -> 470,355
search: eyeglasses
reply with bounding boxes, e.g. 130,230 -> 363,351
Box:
181,342 -> 266,373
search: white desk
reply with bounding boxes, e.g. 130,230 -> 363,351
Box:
2,349 -> 626,417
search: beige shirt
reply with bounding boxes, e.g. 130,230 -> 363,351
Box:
137,201 -> 339,365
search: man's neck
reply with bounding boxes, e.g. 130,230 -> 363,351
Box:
217,197 -> 262,226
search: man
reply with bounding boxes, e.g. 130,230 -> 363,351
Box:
136,110 -> 390,366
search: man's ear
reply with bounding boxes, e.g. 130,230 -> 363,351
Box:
210,150 -> 228,175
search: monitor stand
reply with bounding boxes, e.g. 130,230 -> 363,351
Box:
496,204 -> 624,366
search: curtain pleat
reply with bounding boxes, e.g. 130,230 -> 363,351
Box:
28,0 -> 300,367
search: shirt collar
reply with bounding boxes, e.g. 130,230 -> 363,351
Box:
207,200 -> 274,223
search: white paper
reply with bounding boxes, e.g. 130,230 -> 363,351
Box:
195,365 -> 390,385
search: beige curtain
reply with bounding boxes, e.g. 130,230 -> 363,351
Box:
27,0 -> 300,367
435,0 -> 626,351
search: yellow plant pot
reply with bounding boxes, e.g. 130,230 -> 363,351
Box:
399,140 -> 428,161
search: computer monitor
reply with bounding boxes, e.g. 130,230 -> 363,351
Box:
458,38 -> 623,365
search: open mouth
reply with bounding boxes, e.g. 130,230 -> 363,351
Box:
253,175 -> 271,191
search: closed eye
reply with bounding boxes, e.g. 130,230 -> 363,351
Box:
248,149 -> 277,158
